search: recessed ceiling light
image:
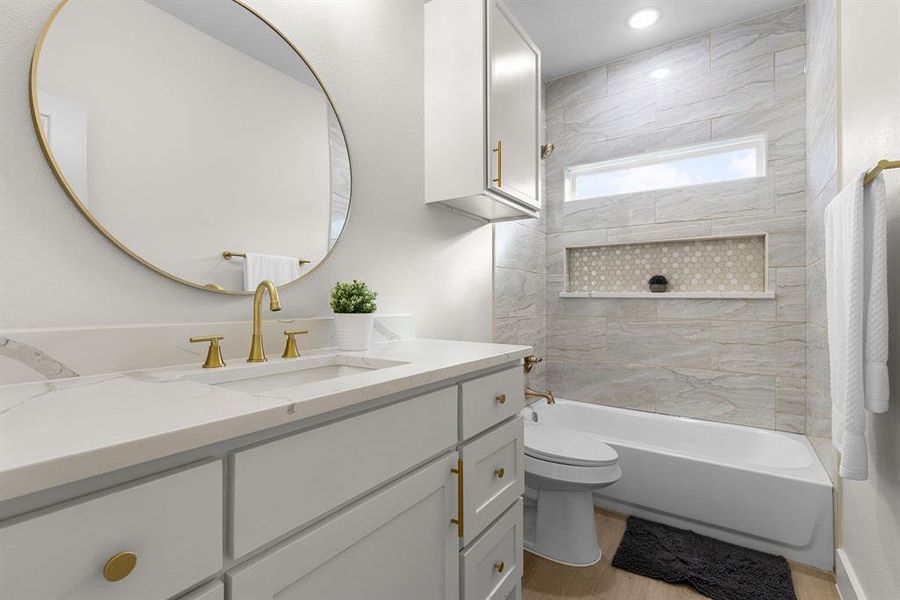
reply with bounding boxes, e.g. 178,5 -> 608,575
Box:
628,8 -> 661,29
649,67 -> 671,80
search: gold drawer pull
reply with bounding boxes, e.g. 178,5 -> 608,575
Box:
103,551 -> 137,582
450,459 -> 464,538
494,467 -> 505,478
496,393 -> 507,404
492,140 -> 502,187
494,560 -> 505,574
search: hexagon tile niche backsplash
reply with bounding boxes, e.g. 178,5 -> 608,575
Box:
566,236 -> 767,293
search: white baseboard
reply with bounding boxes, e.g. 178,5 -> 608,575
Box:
836,549 -> 867,600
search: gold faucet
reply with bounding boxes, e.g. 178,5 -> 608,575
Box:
525,387 -> 556,405
247,280 -> 282,362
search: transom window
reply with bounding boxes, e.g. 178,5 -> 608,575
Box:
565,134 -> 767,201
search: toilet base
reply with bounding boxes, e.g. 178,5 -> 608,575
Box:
524,488 -> 601,567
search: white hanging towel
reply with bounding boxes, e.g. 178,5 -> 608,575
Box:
242,253 -> 302,292
825,172 -> 890,481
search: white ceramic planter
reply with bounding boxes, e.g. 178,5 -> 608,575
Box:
333,313 -> 375,351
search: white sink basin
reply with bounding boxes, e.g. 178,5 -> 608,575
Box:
185,354 -> 407,393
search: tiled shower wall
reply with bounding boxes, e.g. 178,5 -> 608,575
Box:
804,0 -> 838,441
542,6 -> 809,432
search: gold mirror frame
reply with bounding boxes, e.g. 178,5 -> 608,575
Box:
30,0 -> 352,295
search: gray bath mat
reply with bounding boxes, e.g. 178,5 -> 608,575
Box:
612,516 -> 797,600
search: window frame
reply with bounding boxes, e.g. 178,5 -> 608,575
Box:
564,134 -> 768,202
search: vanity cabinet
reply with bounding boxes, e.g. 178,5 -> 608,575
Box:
0,360 -> 526,600
228,453 -> 460,599
425,0 -> 541,221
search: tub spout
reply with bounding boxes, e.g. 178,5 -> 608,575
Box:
525,387 -> 555,405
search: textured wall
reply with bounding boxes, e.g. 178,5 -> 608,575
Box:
0,0 -> 493,342
542,6 -> 808,431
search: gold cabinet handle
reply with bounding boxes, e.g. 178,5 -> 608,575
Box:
496,393 -> 507,405
494,560 -> 505,574
494,467 -> 505,479
450,459 -> 464,538
282,329 -> 309,359
189,335 -> 225,369
103,551 -> 137,582
492,140 -> 502,187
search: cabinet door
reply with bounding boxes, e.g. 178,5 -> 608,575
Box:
227,453 -> 460,600
487,0 -> 539,208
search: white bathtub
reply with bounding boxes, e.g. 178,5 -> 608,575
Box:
527,400 -> 834,570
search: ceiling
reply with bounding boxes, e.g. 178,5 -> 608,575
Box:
505,0 -> 802,80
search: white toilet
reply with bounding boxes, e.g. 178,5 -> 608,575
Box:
522,413 -> 622,567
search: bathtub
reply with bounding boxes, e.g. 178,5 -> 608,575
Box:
527,400 -> 834,570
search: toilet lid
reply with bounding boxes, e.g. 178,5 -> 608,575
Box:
524,421 -> 619,467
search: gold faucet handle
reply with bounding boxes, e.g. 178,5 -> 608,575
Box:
189,336 -> 226,369
523,354 -> 543,373
282,330 -> 309,359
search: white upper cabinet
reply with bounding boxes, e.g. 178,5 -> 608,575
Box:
425,0 -> 541,222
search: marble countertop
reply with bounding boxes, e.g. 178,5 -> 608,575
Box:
0,339 -> 531,502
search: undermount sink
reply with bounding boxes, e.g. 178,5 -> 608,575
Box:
184,354 -> 408,393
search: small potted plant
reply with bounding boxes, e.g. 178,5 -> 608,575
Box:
648,275 -> 668,293
331,280 -> 378,351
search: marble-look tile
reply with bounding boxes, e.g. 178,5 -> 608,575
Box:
564,194 -> 656,231
711,213 -> 806,267
656,54 -> 774,127
606,35 -> 710,95
546,274 -> 565,316
547,315 -> 607,361
711,5 -> 805,67
773,156 -> 806,214
774,45 -> 806,104
656,366 -> 776,428
607,320 -> 712,369
774,267 -> 806,322
545,359 -> 564,391
564,87 -> 656,140
805,323 -> 831,437
710,321 -> 806,378
655,176 -> 774,223
563,298 -> 657,318
806,258 -> 827,328
494,221 -> 546,273
805,0 -> 837,147
563,360 -> 657,412
806,174 -> 836,265
494,268 -> 545,318
545,108 -> 565,150
606,220 -> 713,244
775,376 -> 806,433
656,298 -> 776,321
711,100 -> 806,160
601,121 -> 711,161
546,230 -> 608,274
806,103 -> 838,199
493,315 -> 547,349
546,65 -> 608,113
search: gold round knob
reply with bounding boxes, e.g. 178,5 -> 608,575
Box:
496,393 -> 506,404
494,467 -> 505,478
494,560 -> 505,573
103,551 -> 137,582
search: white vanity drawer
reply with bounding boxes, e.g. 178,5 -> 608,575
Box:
461,499 -> 524,600
461,366 -> 524,438
460,417 -> 525,544
0,461 -> 223,600
231,386 -> 458,557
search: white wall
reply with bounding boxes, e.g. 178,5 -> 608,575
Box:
838,1 -> 900,598
0,0 -> 493,342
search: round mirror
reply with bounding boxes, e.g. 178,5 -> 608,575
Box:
31,0 -> 351,293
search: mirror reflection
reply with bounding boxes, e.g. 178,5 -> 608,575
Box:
33,0 -> 350,292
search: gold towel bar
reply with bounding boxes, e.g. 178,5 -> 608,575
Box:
864,159 -> 900,186
223,251 -> 310,266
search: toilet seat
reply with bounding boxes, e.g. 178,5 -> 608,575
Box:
524,421 -> 619,467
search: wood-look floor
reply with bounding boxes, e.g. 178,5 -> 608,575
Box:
522,509 -> 838,600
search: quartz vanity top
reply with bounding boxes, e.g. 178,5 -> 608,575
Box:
0,339 -> 531,502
